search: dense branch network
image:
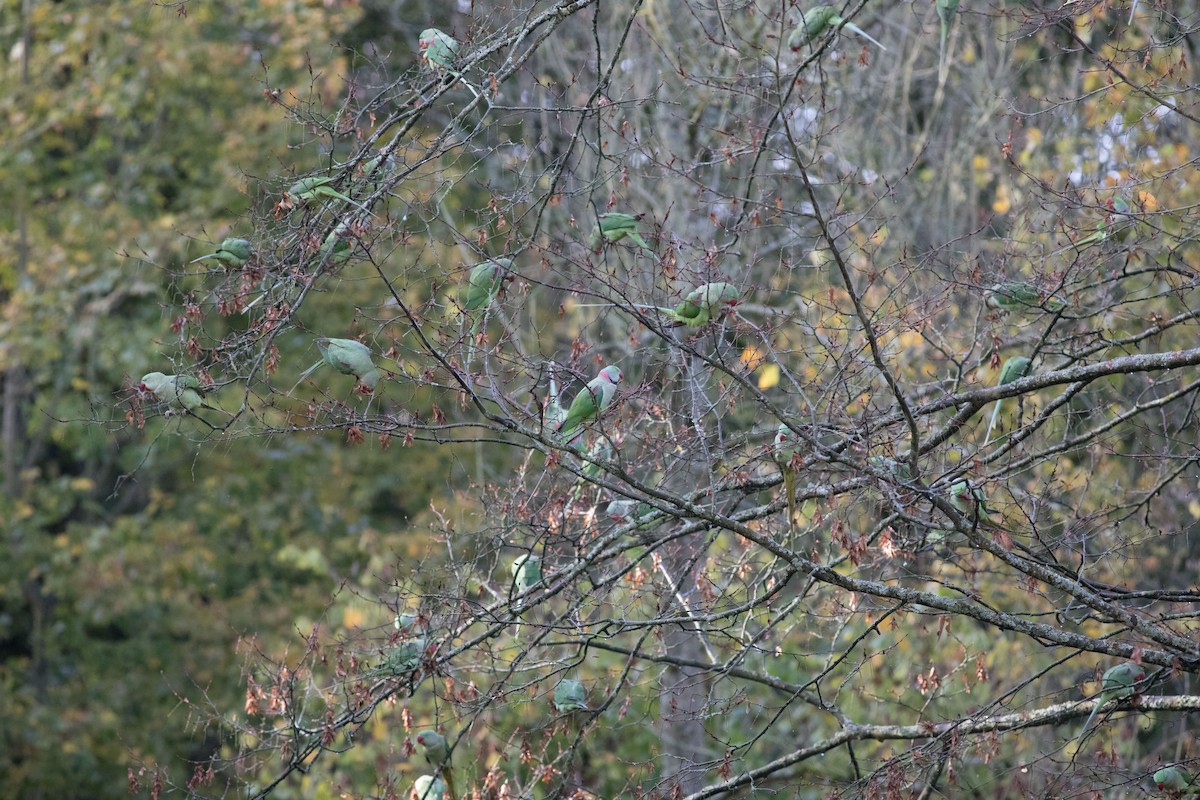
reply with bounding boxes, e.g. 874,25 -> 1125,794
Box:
133,0 -> 1200,798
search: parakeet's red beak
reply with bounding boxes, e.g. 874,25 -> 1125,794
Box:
137,383 -> 149,394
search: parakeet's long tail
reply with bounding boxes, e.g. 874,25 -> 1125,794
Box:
1076,696 -> 1104,745
784,471 -> 797,530
843,21 -> 887,51
983,398 -> 1004,446
557,423 -> 584,447
309,186 -> 376,218
288,359 -> 325,396
627,232 -> 653,252
465,314 -> 482,365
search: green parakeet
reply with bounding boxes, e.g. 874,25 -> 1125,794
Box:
511,554 -> 543,593
773,424 -> 799,527
417,729 -> 450,766
1077,661 -> 1145,743
553,679 -> 591,712
570,438 -> 613,502
652,282 -> 741,327
361,151 -> 395,181
947,480 -> 1003,530
461,258 -> 514,362
316,226 -> 353,267
418,29 -> 459,72
415,730 -> 457,800
605,499 -> 657,528
1074,195 -> 1135,249
509,554 -> 542,638
1154,766 -> 1196,795
545,365 -> 568,432
139,372 -> 215,414
462,258 -> 514,313
936,0 -> 959,67
190,238 -> 252,269
293,337 -> 382,393
983,356 -> 1032,445
411,775 -> 448,800
587,212 -> 653,254
985,282 -> 1067,313
555,365 -> 623,445
372,637 -> 427,677
788,6 -> 886,52
395,612 -> 420,633
288,176 -> 373,215
868,455 -> 914,483
417,28 -> 481,100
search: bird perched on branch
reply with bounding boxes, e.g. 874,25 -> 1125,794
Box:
287,176 -> 373,215
418,28 -> 459,73
553,679 -> 591,713
291,337 -> 382,393
1154,766 -> 1196,796
983,356 -> 1032,445
985,282 -> 1067,314
139,372 -> 217,415
418,28 -> 482,100
947,480 -> 1005,530
788,5 -> 886,52
605,499 -> 659,529
1077,662 -> 1145,744
587,212 -> 653,255
651,282 -> 741,328
555,365 -> 622,445
461,258 -> 514,360
773,424 -> 799,527
511,554 -> 542,593
936,0 -> 959,68
1073,195 -> 1135,250
416,730 -> 457,800
190,238 -> 252,269
411,775 -> 447,800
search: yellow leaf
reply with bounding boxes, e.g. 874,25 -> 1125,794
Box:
342,606 -> 367,630
992,184 -> 1012,215
740,345 -> 766,371
1188,500 -> 1200,520
757,364 -> 780,390
1137,191 -> 1158,212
